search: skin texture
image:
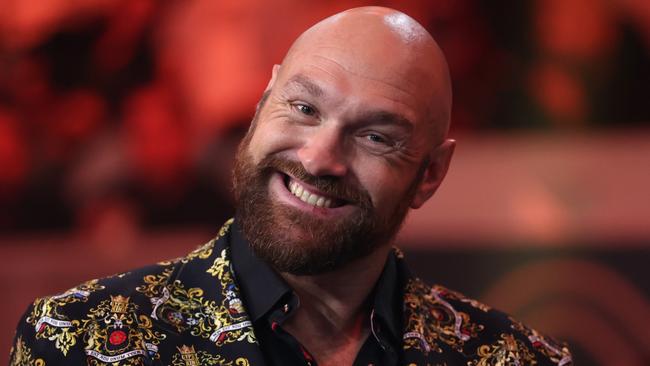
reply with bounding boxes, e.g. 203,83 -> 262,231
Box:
235,6 -> 454,366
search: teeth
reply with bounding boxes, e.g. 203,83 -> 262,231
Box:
307,194 -> 318,205
288,179 -> 333,208
294,184 -> 303,197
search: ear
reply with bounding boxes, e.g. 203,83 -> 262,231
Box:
265,64 -> 281,92
252,64 -> 281,125
410,139 -> 456,209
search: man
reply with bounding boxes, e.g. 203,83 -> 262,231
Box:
10,7 -> 572,366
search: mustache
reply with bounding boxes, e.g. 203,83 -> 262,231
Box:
257,156 -> 371,205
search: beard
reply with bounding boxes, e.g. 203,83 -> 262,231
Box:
232,122 -> 425,276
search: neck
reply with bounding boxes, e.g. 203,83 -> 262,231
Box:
279,245 -> 391,363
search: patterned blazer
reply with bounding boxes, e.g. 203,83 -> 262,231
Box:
10,219 -> 572,365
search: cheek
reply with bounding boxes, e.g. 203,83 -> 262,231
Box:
247,120 -> 303,162
353,159 -> 415,209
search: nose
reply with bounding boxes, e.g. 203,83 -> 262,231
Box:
297,126 -> 348,177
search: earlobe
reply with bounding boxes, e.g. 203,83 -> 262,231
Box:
265,64 -> 281,92
410,139 -> 456,209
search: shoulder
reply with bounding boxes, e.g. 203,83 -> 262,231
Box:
402,277 -> 573,365
33,259 -> 179,321
10,260 -> 179,364
8,233 -> 223,364
9,219 -> 235,365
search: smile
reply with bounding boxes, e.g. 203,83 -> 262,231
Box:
267,171 -> 351,217
288,180 -> 334,208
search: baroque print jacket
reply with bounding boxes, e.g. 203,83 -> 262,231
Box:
10,219 -> 572,365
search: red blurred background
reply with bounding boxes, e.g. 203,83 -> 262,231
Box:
0,0 -> 649,364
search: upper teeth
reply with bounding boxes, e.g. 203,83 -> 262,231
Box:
288,180 -> 333,208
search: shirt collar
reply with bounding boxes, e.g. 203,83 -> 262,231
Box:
370,249 -> 402,344
230,221 -> 291,322
230,220 -> 402,342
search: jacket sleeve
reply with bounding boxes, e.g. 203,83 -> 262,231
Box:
9,302 -> 45,366
9,300 -> 86,366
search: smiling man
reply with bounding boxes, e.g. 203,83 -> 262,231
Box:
10,7 -> 571,366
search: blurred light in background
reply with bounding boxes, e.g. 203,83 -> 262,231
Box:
0,0 -> 648,364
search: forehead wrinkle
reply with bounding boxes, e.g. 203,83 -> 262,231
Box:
283,74 -> 324,98
311,53 -> 348,72
309,53 -> 418,100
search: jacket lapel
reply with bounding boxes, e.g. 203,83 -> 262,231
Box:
145,219 -> 267,365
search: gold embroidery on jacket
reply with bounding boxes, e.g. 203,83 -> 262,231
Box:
171,345 -> 250,366
9,336 -> 46,366
468,333 -> 537,366
27,280 -> 105,356
80,294 -> 165,365
135,219 -> 256,347
403,279 -> 484,354
510,318 -> 573,365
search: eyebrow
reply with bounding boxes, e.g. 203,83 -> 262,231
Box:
356,110 -> 414,132
284,74 -> 324,97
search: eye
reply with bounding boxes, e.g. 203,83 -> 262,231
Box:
294,103 -> 316,116
357,132 -> 397,154
367,133 -> 387,144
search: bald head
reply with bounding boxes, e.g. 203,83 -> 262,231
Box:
277,7 -> 452,144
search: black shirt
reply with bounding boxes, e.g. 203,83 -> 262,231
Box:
230,223 -> 401,366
